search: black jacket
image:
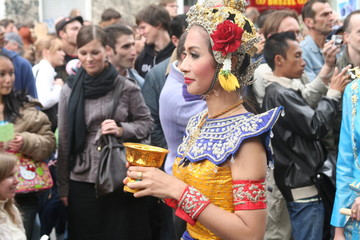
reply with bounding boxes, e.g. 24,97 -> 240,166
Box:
134,42 -> 175,78
263,82 -> 339,201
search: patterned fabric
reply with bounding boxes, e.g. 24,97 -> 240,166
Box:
345,219 -> 360,239
173,107 -> 282,240
177,186 -> 211,225
177,107 -> 283,165
233,179 -> 266,210
331,78 -> 360,237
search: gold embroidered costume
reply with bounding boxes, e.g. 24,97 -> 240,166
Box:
173,108 -> 283,239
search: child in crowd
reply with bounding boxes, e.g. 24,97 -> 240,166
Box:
0,152 -> 26,240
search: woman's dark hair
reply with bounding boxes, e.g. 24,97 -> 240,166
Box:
0,53 -> 28,122
76,25 -> 107,49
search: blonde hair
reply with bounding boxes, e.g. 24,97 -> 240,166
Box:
34,35 -> 63,63
32,22 -> 49,43
0,152 -> 23,228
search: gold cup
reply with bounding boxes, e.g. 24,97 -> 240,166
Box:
123,142 -> 169,193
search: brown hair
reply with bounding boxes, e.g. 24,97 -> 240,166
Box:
0,19 -> 15,29
101,8 -> 121,21
343,10 -> 360,33
104,24 -> 133,52
0,152 -> 23,227
34,35 -> 63,63
262,10 -> 299,39
301,0 -> 327,21
76,25 -> 107,49
159,0 -> 176,7
136,4 -> 171,32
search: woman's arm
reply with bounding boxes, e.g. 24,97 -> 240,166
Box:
195,137 -> 267,240
126,137 -> 267,240
14,106 -> 55,161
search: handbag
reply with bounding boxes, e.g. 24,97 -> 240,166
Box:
14,152 -> 53,193
42,103 -> 58,133
96,77 -> 127,196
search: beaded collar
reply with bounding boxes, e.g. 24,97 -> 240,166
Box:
177,107 -> 283,165
351,78 -> 360,169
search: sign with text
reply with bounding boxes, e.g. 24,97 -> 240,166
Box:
248,0 -> 306,14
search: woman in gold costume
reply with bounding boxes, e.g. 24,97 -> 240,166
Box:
125,0 -> 282,239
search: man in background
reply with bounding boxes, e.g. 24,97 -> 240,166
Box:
135,4 -> 175,78
159,0 -> 178,19
337,10 -> 360,70
105,24 -> 144,87
55,16 -> 83,81
301,0 -> 335,81
99,8 -> 121,28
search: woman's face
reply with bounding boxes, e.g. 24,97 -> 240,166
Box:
78,39 -> 107,76
179,26 -> 217,95
0,166 -> 19,200
0,57 -> 15,97
48,48 -> 65,67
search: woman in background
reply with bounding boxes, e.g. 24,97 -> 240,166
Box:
32,35 -> 65,131
57,25 -> 153,240
0,52 -> 55,240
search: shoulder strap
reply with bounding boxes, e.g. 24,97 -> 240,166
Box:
107,76 -> 125,119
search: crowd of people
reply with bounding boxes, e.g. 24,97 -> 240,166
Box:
1,0 -> 360,239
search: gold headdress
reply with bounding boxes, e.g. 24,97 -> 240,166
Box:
186,0 -> 259,92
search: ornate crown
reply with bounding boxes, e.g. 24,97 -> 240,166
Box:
186,0 -> 259,92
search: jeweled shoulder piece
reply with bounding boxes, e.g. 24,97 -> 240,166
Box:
177,107 -> 284,165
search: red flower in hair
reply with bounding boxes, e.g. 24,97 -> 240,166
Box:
210,20 -> 244,56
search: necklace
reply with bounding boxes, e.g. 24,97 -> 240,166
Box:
181,100 -> 244,161
208,100 -> 244,119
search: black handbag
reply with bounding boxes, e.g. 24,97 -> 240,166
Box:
96,78 -> 127,196
42,103 -> 58,132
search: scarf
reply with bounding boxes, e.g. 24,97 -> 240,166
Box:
67,63 -> 118,167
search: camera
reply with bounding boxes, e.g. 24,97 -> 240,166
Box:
331,34 -> 343,46
347,67 -> 359,80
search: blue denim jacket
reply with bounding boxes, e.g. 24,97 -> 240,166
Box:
300,35 -> 324,82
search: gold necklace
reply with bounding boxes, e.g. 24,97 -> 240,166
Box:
208,100 -> 244,119
181,100 -> 244,160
